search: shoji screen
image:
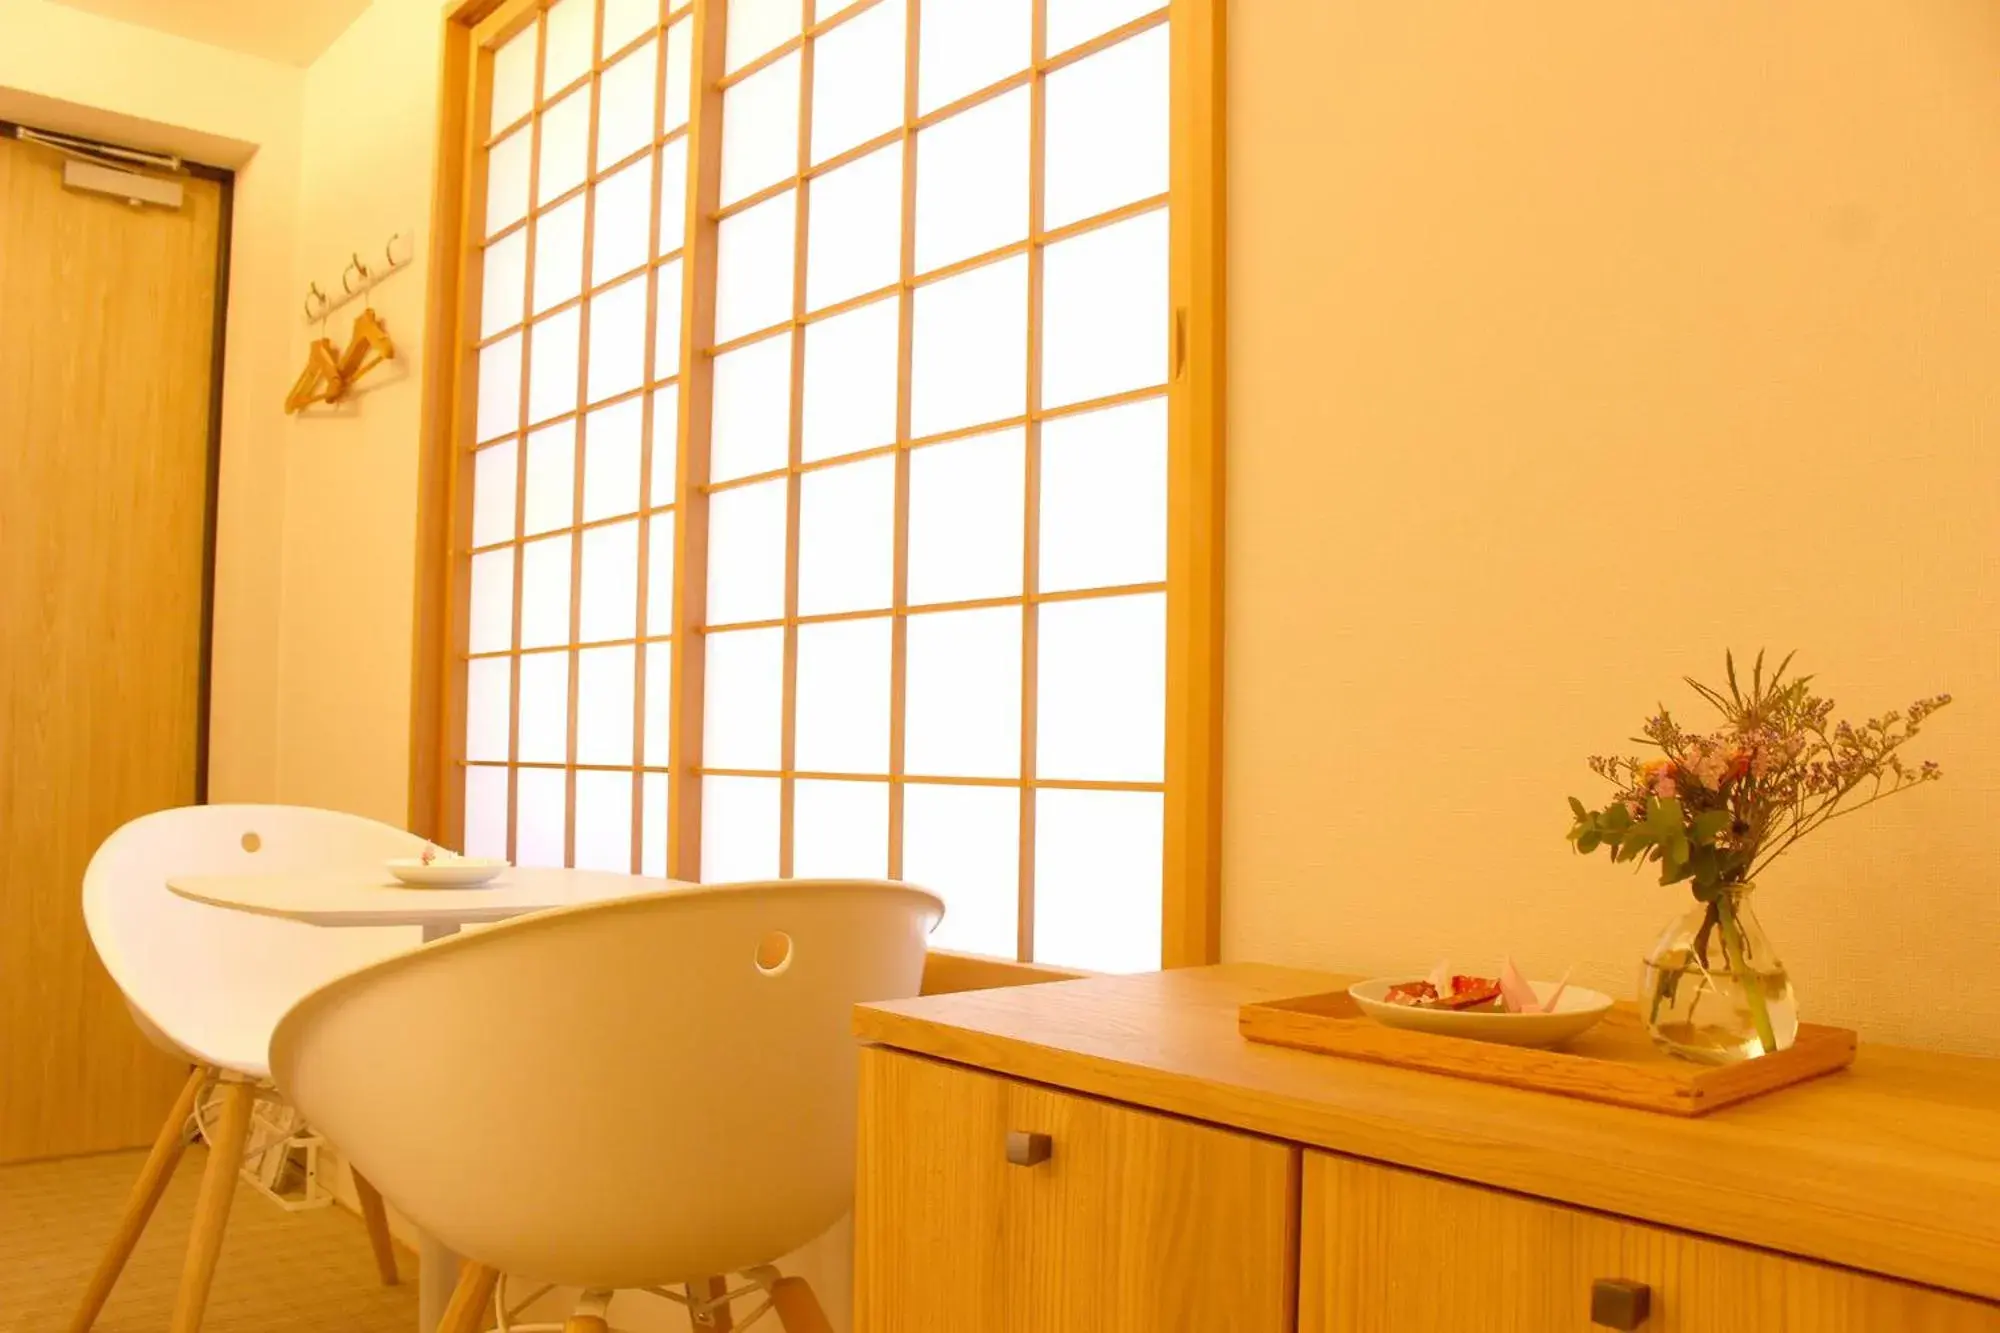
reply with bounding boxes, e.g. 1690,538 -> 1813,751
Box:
696,0 -> 1170,972
460,0 -> 693,875
447,0 -> 1202,974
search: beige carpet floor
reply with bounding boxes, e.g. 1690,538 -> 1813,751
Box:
0,1145 -> 417,1331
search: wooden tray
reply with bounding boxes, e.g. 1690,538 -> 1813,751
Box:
1239,990 -> 1856,1116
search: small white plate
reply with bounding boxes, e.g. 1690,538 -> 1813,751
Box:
385,858 -> 509,889
1348,977 -> 1613,1049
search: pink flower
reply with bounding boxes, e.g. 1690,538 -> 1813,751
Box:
1638,757 -> 1680,800
1684,745 -> 1729,790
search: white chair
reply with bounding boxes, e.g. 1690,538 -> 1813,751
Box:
76,803 -> 427,1333
271,878 -> 944,1333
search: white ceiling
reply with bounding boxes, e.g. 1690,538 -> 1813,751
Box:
49,0 -> 373,67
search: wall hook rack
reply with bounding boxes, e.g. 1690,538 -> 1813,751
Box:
302,230 -> 414,324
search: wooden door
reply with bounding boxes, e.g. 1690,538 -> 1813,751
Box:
1301,1152 -> 2000,1332
854,1046 -> 1298,1333
0,134 -> 223,1163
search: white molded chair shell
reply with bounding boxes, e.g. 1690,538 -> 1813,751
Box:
271,879 -> 943,1291
83,804 -> 426,1077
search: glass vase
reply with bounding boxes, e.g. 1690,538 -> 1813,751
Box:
1638,884 -> 1798,1063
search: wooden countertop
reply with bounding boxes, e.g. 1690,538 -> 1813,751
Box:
855,963 -> 2000,1303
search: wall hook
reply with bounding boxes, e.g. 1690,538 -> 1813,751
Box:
302,229 -> 416,325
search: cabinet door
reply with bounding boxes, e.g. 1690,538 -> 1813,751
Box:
854,1046 -> 1298,1333
1302,1152 -> 2000,1332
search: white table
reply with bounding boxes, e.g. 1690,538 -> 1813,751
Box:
166,864 -> 697,1332
168,864 -> 695,941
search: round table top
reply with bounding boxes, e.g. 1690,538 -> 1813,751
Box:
167,865 -> 697,929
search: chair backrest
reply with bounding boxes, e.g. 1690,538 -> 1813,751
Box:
83,804 -> 427,1074
271,879 -> 942,1290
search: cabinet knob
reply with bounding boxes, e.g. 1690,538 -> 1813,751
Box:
1005,1130 -> 1052,1167
1590,1278 -> 1652,1329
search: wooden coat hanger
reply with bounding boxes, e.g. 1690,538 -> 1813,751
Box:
289,237 -> 408,413
285,284 -> 347,413
333,246 -> 396,393
338,307 -> 395,385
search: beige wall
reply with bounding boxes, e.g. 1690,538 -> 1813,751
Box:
0,0 -> 297,143
1223,0 -> 2000,1055
274,0 -> 443,826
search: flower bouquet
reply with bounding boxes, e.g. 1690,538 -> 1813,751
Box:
1567,651 -> 1950,1061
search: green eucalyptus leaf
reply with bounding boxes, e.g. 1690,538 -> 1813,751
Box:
1690,810 -> 1732,844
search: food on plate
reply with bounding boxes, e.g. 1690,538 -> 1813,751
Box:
417,844 -> 468,867
1441,976 -> 1503,1009
1385,975 -> 1502,1010
1383,959 -> 1574,1014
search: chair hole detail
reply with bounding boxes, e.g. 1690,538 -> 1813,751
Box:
240,831 -> 262,853
755,930 -> 794,976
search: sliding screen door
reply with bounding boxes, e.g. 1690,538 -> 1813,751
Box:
459,0 -> 693,875
445,0 -> 1215,972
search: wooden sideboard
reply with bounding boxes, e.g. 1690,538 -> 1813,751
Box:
852,964 -> 2000,1332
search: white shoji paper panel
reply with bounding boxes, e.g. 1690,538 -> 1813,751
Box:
793,779 -> 890,878
1033,788 -> 1162,971
903,606 -> 1021,778
903,782 -> 1018,956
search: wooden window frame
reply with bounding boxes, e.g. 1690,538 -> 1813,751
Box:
415,0 -> 1226,967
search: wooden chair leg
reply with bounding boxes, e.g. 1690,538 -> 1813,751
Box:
436,1261 -> 500,1333
350,1167 -> 400,1285
167,1078 -> 255,1333
68,1065 -> 208,1333
769,1277 -> 833,1333
704,1272 -> 736,1320
684,1272 -> 740,1320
